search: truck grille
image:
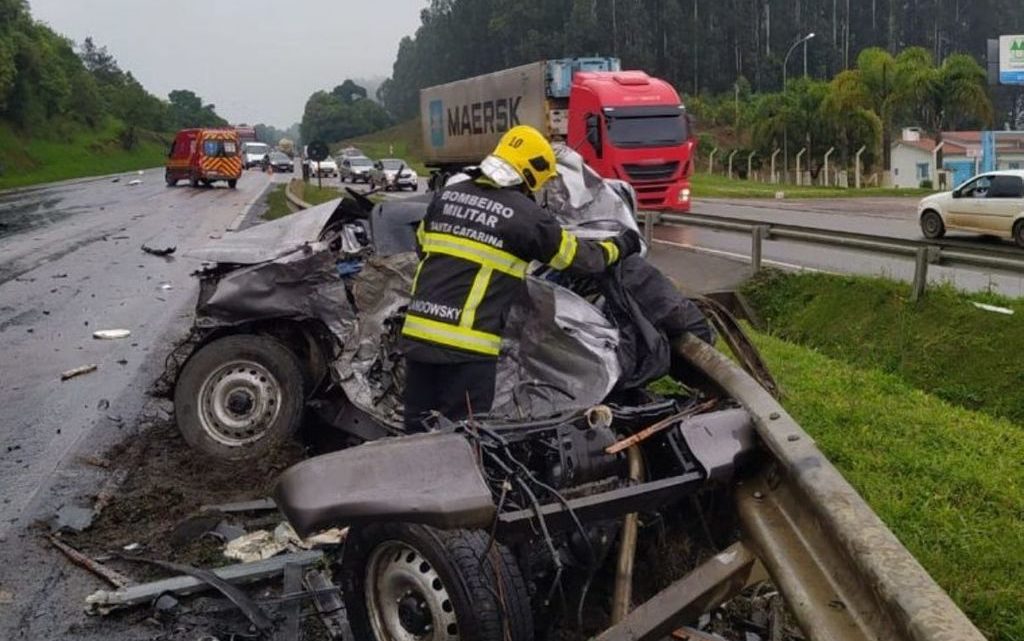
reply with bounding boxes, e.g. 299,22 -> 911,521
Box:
633,183 -> 672,207
623,161 -> 679,182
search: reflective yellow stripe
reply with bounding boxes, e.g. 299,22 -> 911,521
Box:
548,230 -> 578,270
420,232 -> 527,278
599,240 -> 620,264
410,258 -> 425,294
416,221 -> 426,248
402,314 -> 501,356
460,267 -> 492,328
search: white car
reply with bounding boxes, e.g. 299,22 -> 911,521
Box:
918,170 -> 1024,247
241,142 -> 270,169
310,157 -> 338,178
369,158 -> 419,191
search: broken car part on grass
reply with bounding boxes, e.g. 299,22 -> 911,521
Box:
150,147 -> 986,641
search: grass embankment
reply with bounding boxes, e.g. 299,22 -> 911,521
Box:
691,173 -> 933,199
743,270 -> 1024,423
0,119 -> 169,189
750,331 -> 1023,641
263,182 -> 343,221
339,119 -> 427,174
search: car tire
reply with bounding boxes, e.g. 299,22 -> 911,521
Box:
165,171 -> 177,187
228,179 -> 238,189
174,335 -> 306,461
189,173 -> 199,188
1014,220 -> 1024,249
412,183 -> 419,192
920,210 -> 945,239
341,523 -> 533,641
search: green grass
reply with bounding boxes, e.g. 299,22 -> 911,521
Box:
301,182 -> 342,205
742,270 -> 1024,424
339,119 -> 427,174
262,184 -> 291,220
0,119 -> 169,189
750,331 -> 1023,641
691,173 -> 934,199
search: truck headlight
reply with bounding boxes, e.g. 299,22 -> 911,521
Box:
678,188 -> 691,202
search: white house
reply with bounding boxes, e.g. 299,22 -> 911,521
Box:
890,128 -> 1024,189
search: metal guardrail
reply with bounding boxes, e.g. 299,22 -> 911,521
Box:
639,210 -> 1024,300
285,178 -> 312,210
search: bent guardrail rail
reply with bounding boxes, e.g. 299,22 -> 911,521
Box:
639,210 -> 1024,301
285,178 -> 312,210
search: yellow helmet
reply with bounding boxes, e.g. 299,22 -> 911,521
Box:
481,125 -> 557,192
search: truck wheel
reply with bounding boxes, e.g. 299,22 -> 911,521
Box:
228,179 -> 238,189
174,335 -> 306,461
190,173 -> 199,188
341,524 -> 533,641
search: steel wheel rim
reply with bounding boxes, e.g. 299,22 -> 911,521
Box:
197,359 -> 282,446
924,213 -> 941,235
365,540 -> 460,641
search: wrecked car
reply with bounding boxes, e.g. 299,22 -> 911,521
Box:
166,148 -> 767,640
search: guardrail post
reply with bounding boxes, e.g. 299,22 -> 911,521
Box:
751,225 -> 768,273
708,147 -> 718,174
795,147 -> 806,186
823,147 -> 835,187
854,145 -> 866,189
747,151 -> 756,181
643,211 -> 655,246
911,247 -> 929,301
727,150 -> 738,179
770,148 -> 781,184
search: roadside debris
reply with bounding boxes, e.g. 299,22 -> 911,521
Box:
48,534 -> 132,588
85,549 -> 323,613
110,177 -> 120,183
200,498 -> 277,513
93,329 -> 131,340
224,522 -> 346,562
304,568 -> 351,640
61,364 -> 97,380
51,504 -> 96,533
141,243 -> 176,257
127,179 -> 142,186
971,301 -> 1014,315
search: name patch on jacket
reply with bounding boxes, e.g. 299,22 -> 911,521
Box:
408,299 -> 462,321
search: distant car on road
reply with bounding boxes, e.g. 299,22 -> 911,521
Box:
241,142 -> 270,169
368,158 -> 418,191
340,156 -> 374,183
918,170 -> 1024,247
339,146 -> 363,158
267,151 -> 294,173
310,156 -> 338,178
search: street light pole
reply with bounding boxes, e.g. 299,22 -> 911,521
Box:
783,33 -> 815,183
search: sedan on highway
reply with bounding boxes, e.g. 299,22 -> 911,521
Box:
311,157 -> 339,178
266,151 -> 294,173
368,158 -> 418,191
340,155 -> 374,183
918,170 -> 1024,247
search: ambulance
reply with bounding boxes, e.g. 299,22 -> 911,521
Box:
165,128 -> 243,188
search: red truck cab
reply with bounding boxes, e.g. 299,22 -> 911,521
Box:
568,71 -> 695,211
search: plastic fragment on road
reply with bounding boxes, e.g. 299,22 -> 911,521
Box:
93,329 -> 131,340
970,301 -> 1013,315
61,364 -> 97,380
127,179 -> 142,186
141,244 -> 176,256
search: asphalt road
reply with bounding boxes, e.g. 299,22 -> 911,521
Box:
656,197 -> 1024,296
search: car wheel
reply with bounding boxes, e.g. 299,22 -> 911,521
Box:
341,523 -> 533,641
165,171 -> 177,187
1014,220 -> 1024,249
174,335 -> 306,461
228,179 -> 238,189
920,210 -> 945,239
189,173 -> 199,188
412,183 -> 419,192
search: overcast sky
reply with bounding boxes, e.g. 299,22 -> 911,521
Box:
28,0 -> 426,126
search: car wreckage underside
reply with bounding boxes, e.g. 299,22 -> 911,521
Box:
141,149 -> 986,641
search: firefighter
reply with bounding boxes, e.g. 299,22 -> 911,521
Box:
400,125 -> 642,430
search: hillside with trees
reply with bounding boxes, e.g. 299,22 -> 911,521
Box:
299,79 -> 392,145
0,0 -> 228,187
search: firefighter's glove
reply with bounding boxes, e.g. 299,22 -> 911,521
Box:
613,229 -> 643,260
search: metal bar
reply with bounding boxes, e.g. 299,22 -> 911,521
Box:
304,568 -> 351,640
751,225 -> 766,272
497,472 -> 703,540
85,550 -> 323,612
674,335 -> 987,641
278,563 -> 303,641
594,542 -> 763,641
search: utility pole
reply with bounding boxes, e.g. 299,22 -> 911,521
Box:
693,0 -> 698,94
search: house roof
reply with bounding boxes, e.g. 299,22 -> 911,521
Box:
892,130 -> 1024,155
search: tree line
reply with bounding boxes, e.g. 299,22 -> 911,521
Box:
299,79 -> 392,144
0,0 -> 227,147
379,0 -> 1022,131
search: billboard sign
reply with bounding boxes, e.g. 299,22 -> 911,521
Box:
1001,35 -> 1024,85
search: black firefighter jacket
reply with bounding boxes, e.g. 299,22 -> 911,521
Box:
400,179 -> 622,363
